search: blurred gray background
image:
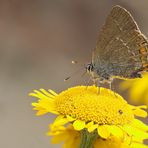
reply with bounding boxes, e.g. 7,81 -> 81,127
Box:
0,0 -> 148,148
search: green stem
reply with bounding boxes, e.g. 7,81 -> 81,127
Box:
79,129 -> 98,148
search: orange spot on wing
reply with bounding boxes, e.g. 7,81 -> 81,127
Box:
139,47 -> 148,71
139,47 -> 147,55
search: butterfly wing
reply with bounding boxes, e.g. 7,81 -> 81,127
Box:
93,5 -> 148,79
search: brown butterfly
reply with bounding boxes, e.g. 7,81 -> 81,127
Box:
86,5 -> 148,84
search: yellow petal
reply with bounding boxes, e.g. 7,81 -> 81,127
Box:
53,115 -> 69,126
130,119 -> 148,131
39,88 -> 55,98
129,105 -> 147,110
133,108 -> 147,118
97,125 -> 110,139
66,115 -> 75,122
48,89 -> 58,96
86,122 -> 98,133
123,124 -> 148,140
130,142 -> 148,148
107,125 -> 123,138
138,105 -> 147,109
88,124 -> 98,133
32,99 -> 58,115
32,90 -> 52,100
36,110 -> 49,116
73,120 -> 85,131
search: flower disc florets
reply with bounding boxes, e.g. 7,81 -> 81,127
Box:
55,86 -> 134,125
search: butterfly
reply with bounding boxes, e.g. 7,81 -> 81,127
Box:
86,5 -> 148,84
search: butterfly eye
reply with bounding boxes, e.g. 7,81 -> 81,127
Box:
86,63 -> 94,72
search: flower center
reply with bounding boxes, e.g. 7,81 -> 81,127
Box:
55,86 -> 134,125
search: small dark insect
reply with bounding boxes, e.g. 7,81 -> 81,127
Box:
86,5 -> 148,84
118,109 -> 123,115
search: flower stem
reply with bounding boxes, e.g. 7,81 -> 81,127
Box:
79,129 -> 98,148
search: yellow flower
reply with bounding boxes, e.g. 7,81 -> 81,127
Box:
47,123 -> 148,148
47,124 -> 80,148
29,85 -> 148,147
120,73 -> 148,105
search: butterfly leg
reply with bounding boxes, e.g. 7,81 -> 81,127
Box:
108,79 -> 118,98
98,80 -> 101,94
92,79 -> 101,94
107,77 -> 113,90
109,81 -> 112,90
84,77 -> 91,90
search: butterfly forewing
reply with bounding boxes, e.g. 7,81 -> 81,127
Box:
92,5 -> 148,79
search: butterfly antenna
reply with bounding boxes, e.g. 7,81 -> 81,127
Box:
64,76 -> 71,81
64,60 -> 84,82
64,68 -> 82,81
